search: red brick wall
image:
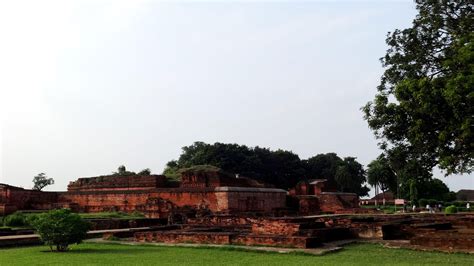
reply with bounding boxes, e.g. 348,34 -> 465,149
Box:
318,192 -> 359,212
297,196 -> 320,215
58,187 -> 286,217
136,231 -> 233,245
67,175 -> 167,191
0,185 -> 58,214
59,189 -> 219,214
215,187 -> 287,213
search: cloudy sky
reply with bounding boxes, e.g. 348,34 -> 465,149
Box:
1,0 -> 472,194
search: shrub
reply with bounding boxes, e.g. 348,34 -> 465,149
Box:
30,209 -> 90,252
445,205 -> 457,214
418,199 -> 428,207
3,212 -> 28,227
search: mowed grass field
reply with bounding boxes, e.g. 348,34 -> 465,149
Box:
0,243 -> 471,266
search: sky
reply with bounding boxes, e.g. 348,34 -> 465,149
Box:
0,0 -> 472,195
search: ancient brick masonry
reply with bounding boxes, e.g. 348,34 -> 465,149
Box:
67,175 -> 169,191
1,168 -> 360,218
288,179 -> 359,215
0,184 -> 60,215
132,213 -> 474,252
0,170 -> 287,218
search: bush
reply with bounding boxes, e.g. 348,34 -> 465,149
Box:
445,205 -> 458,214
3,212 -> 28,227
418,199 -> 428,207
30,209 -> 90,252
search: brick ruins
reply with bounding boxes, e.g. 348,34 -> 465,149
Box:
1,170 -> 472,253
0,168 -> 358,218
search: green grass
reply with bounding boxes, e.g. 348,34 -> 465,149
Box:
78,211 -> 145,219
0,243 -> 471,265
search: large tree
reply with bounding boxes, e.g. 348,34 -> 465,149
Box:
335,157 -> 370,197
166,142 -> 305,189
362,0 -> 473,175
367,155 -> 397,196
303,153 -> 343,189
165,142 -> 368,191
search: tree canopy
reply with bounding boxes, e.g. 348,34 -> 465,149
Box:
32,173 -> 54,191
362,0 -> 473,175
367,155 -> 397,195
165,142 -> 369,196
335,157 -> 370,196
31,209 -> 90,252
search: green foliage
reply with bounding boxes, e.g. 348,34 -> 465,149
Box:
303,153 -> 342,189
137,168 -> 151,175
335,157 -> 369,196
163,160 -> 181,181
445,205 -> 458,214
32,173 -> 54,191
113,165 -> 136,176
30,209 -> 90,252
78,211 -> 144,219
165,142 -> 368,194
2,212 -> 39,228
418,198 -> 428,207
367,155 -> 397,193
166,142 -> 306,189
363,0 -> 473,175
3,212 -> 28,227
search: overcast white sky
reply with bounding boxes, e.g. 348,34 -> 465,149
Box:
0,0 -> 472,194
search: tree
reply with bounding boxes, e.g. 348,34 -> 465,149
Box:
32,173 -> 54,191
166,142 -> 370,192
362,0 -> 473,175
30,209 -> 90,252
138,168 -> 151,175
335,157 -> 370,197
113,165 -> 135,176
165,142 -> 306,189
303,153 -> 343,189
367,155 -> 397,196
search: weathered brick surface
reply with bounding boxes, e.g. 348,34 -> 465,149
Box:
251,220 -> 301,236
318,192 -> 359,212
67,175 -> 168,191
297,196 -> 320,215
135,231 -> 234,245
232,234 -> 318,248
410,230 -> 474,251
0,184 -> 58,215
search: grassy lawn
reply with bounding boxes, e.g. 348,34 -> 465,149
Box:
0,243 -> 471,265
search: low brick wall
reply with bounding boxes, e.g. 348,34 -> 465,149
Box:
411,232 -> 474,251
232,234 -> 317,248
251,220 -> 301,236
87,218 -> 166,230
135,231 -> 235,245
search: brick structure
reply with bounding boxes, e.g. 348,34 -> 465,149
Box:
1,168 -> 360,218
67,174 -> 169,191
0,169 -> 286,218
0,184 -> 60,215
288,179 -> 359,215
